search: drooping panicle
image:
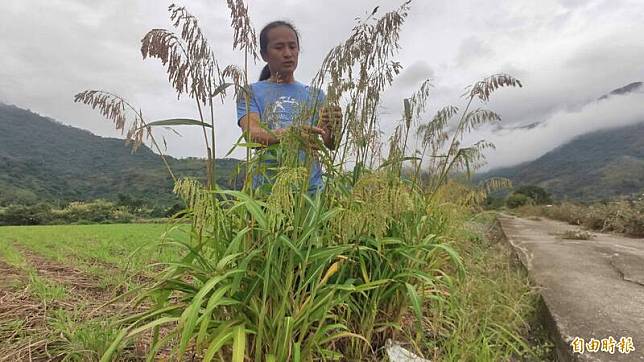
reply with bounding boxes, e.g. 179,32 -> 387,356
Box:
226,0 -> 258,59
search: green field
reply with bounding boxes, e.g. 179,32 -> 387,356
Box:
0,217 -> 553,361
0,223 -> 188,287
0,223 -> 190,361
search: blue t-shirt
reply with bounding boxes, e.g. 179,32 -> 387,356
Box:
236,80 -> 326,192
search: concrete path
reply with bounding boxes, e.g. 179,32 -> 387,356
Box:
497,214 -> 644,361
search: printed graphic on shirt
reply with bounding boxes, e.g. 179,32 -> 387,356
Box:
266,96 -> 304,129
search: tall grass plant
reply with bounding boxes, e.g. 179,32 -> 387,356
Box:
75,1 -> 523,360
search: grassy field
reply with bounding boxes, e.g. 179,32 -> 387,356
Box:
0,217 -> 552,361
0,223 -> 190,361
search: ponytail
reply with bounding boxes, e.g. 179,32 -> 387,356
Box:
259,64 -> 271,81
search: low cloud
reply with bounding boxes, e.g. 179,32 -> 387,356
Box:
472,92 -> 644,170
455,37 -> 494,67
392,61 -> 434,90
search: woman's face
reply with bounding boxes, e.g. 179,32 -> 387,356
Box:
262,26 -> 299,78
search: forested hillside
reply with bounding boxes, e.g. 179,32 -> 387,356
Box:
0,103 -> 241,207
483,122 -> 644,201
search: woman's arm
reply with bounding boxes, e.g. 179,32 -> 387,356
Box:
239,112 -> 284,146
239,112 -> 326,148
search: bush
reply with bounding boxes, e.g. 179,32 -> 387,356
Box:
506,193 -> 532,208
0,200 -> 135,225
523,198 -> 644,237
0,203 -> 53,225
53,200 -> 133,224
513,185 -> 551,205
597,200 -> 644,236
484,195 -> 506,209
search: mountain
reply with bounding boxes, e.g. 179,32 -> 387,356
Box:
481,121 -> 644,201
598,81 -> 643,100
0,103 -> 241,207
480,81 -> 644,202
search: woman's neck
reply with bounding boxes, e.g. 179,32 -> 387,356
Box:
269,72 -> 296,84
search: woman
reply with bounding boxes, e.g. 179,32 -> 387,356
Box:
237,20 -> 341,193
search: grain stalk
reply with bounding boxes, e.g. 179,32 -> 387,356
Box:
74,1 -> 524,360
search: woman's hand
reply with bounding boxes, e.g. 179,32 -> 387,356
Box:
267,125 -> 326,151
319,105 -> 342,150
295,125 -> 326,150
271,127 -> 288,142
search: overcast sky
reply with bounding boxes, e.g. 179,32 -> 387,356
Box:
1,0 -> 643,170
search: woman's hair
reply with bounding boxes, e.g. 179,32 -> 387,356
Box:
259,21 -> 300,81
